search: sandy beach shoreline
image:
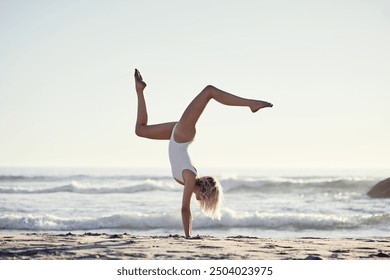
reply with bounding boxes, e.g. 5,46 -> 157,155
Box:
1,233 -> 389,260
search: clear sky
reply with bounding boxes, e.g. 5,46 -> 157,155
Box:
1,0 -> 389,173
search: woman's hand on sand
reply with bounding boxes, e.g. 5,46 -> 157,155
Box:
185,235 -> 202,240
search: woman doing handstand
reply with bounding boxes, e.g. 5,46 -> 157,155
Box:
134,69 -> 272,238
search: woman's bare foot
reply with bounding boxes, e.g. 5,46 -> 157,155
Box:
134,69 -> 147,93
250,100 -> 273,112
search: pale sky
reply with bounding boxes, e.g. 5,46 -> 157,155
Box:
1,0 -> 389,172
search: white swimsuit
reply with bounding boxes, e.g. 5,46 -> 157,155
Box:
168,124 -> 197,183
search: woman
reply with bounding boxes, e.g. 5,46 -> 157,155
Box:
134,69 -> 272,238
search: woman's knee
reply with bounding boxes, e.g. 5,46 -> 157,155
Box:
135,125 -> 146,137
204,85 -> 215,92
201,85 -> 216,98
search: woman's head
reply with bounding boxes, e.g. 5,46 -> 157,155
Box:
195,176 -> 223,220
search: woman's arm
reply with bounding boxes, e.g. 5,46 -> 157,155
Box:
181,171 -> 196,238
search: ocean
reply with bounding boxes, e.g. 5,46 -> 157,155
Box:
0,167 -> 389,238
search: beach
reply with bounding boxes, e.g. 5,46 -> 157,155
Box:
1,168 -> 390,261
1,233 -> 389,260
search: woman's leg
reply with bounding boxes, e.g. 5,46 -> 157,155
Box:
134,69 -> 176,140
175,85 -> 272,142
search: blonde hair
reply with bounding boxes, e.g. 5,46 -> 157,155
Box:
196,177 -> 223,220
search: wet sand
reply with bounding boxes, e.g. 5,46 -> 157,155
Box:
1,233 -> 390,260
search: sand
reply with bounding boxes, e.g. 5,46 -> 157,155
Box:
1,233 -> 389,260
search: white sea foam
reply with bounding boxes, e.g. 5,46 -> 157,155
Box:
0,213 -> 182,231
1,210 -> 389,232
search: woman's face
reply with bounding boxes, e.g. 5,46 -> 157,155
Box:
194,186 -> 201,201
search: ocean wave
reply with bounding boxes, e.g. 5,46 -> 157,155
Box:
202,210 -> 390,230
0,213 -> 182,231
219,177 -> 377,192
1,210 -> 388,231
0,174 -> 170,182
0,181 -> 179,194
0,175 -> 90,182
0,176 -> 377,194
